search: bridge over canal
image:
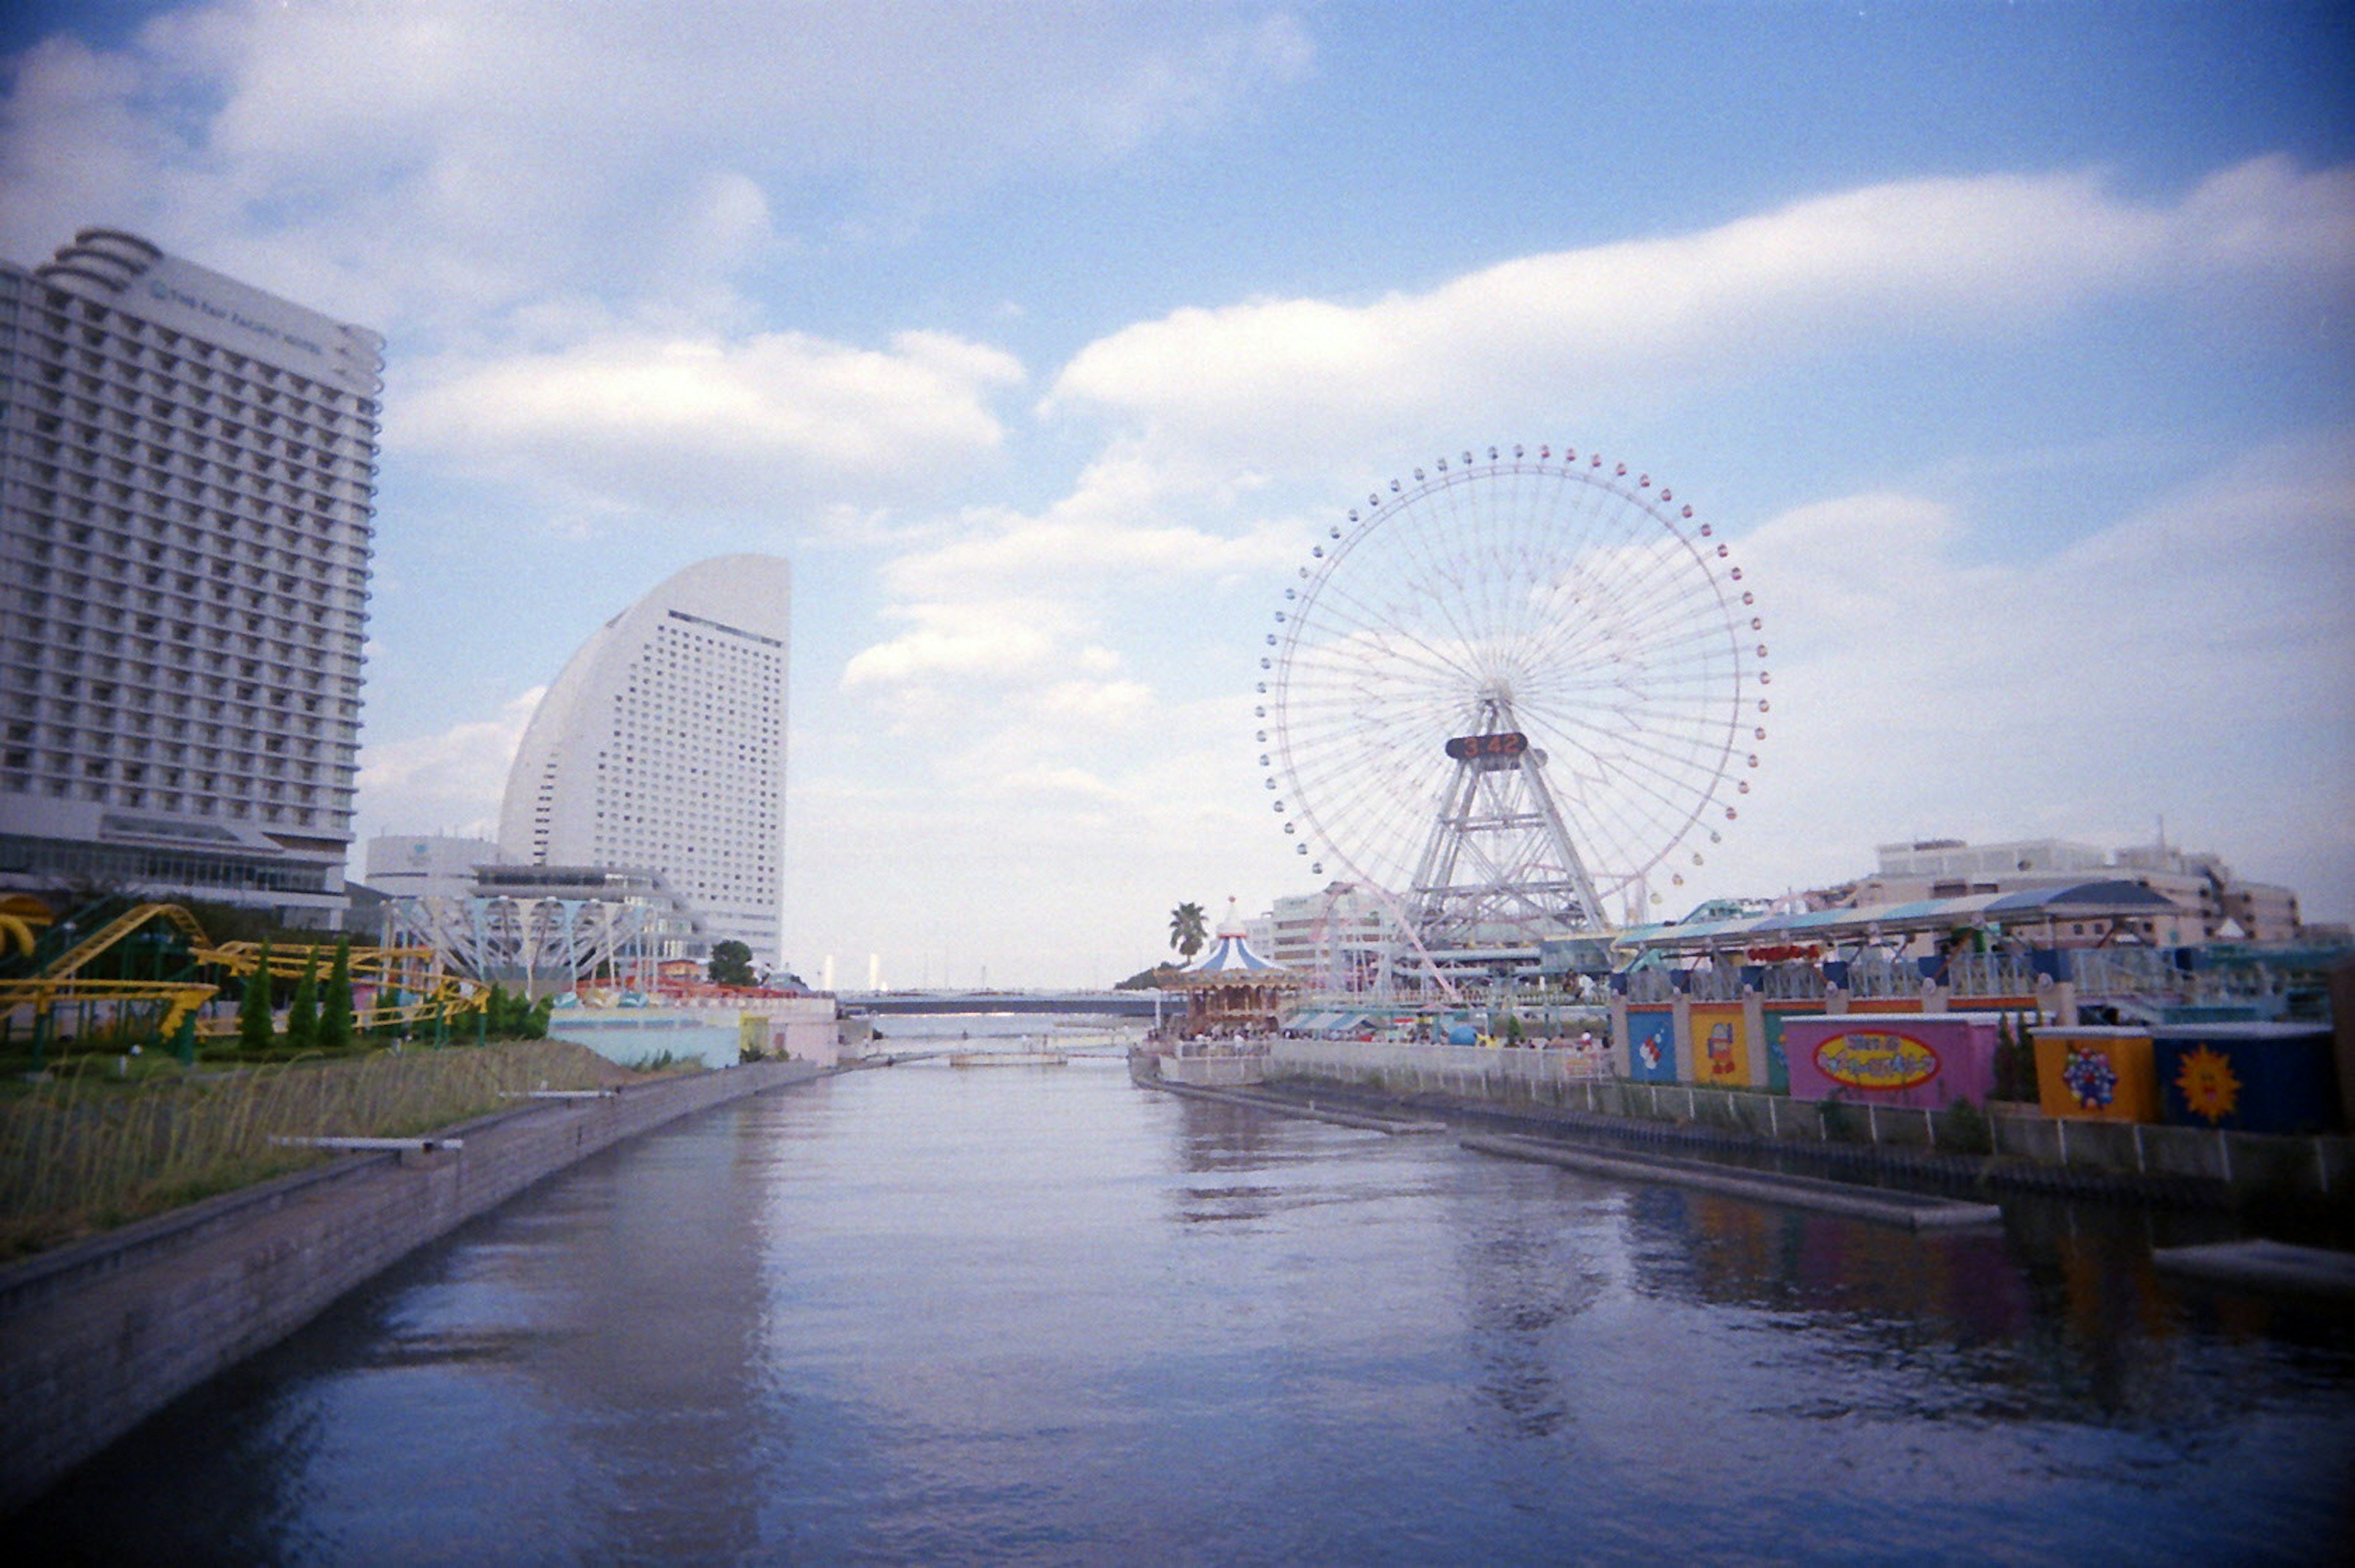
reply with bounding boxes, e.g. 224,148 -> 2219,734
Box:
841,990 -> 1171,1018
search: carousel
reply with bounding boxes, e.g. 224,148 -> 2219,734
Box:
1167,904 -> 1302,1041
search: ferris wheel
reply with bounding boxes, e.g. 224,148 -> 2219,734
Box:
1256,445 -> 1767,955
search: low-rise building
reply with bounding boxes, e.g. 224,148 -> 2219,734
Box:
1851,836 -> 2303,946
361,833 -> 500,901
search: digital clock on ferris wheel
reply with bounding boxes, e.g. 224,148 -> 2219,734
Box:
1444,732 -> 1529,762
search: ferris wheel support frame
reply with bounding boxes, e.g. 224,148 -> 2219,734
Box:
1402,695 -> 1606,940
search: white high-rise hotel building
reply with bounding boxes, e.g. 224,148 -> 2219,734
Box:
498,556 -> 790,972
0,229 -> 383,926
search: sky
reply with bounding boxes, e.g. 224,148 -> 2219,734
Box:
2,1 -> 2350,988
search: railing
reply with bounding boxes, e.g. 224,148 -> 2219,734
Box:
1944,952 -> 2040,999
1760,963 -> 1826,1002
1682,966 -> 1745,1002
1622,969 -> 1677,1004
1273,1038 -> 1613,1084
1842,955 -> 1921,1000
2067,946 -> 2178,998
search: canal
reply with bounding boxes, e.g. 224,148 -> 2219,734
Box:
18,1024 -> 2355,1564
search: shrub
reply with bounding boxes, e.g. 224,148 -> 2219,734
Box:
237,938 -> 275,1052
320,938 -> 356,1053
1942,1095 -> 1993,1156
283,949 -> 320,1053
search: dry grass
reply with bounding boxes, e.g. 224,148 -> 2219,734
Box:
0,1040 -> 652,1258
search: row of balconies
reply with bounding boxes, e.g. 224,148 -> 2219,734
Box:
0,774 -> 347,830
15,752 -> 345,797
6,683 -> 354,735
6,472 -> 375,551
22,500 -> 353,563
21,388 -> 381,482
5,631 -> 355,684
15,713 -> 347,750
26,346 -> 371,443
20,683 -> 358,723
12,571 -> 364,630
17,298 -> 381,419
18,419 -> 375,512
13,599 -> 359,653
12,743 -> 352,782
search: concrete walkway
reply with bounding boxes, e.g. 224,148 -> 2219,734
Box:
2152,1240 -> 2355,1299
1461,1133 -> 2006,1231
0,1058 -> 825,1516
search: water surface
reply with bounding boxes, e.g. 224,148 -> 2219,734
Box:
21,1030 -> 2354,1564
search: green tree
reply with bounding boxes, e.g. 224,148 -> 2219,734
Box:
1168,901 -> 1208,963
708,939 -> 756,987
320,937 -> 356,1052
284,948 -> 320,1053
237,937 -> 275,1052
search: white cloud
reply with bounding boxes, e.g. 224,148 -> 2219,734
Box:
0,1 -> 1315,330
397,327 -> 1023,512
879,444 -> 1297,600
843,599 -> 1097,692
354,687 -> 543,843
1048,159 -> 2355,462
1714,430 -> 2355,914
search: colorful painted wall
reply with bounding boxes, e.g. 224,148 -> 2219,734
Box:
1688,1004 -> 1751,1090
1781,1014 -> 2002,1110
2034,1028 -> 2158,1123
1624,1007 -> 1677,1083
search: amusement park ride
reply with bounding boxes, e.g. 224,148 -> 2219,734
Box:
0,897 -> 485,1060
1260,445 -> 1766,1000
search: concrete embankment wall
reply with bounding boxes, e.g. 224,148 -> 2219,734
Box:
0,1058 -> 825,1515
1268,1040 -> 2355,1199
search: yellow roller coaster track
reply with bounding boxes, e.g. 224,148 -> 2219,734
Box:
0,903 -> 487,1040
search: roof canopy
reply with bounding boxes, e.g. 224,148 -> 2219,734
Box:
1614,879 -> 2181,957
1179,930 -> 1293,979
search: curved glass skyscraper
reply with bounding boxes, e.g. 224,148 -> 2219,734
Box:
498,555 -> 790,971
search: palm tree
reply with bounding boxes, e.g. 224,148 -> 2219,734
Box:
1168,901 -> 1208,963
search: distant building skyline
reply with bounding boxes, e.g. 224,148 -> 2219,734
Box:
0,228 -> 383,926
1853,835 -> 2305,947
497,556 -> 790,970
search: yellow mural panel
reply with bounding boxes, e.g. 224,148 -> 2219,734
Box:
1689,1004 -> 1751,1088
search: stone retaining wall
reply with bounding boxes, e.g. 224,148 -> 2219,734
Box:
1268,1039 -> 2354,1199
0,1059 -> 824,1515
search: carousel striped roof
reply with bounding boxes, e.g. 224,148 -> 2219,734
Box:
1187,931 -> 1285,973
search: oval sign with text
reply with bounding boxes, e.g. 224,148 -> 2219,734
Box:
1813,1029 -> 1939,1092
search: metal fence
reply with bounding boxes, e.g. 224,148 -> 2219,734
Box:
1943,952 -> 2040,999
1272,1038 -> 1614,1085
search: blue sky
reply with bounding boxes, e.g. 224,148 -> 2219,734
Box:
2,2 -> 2350,985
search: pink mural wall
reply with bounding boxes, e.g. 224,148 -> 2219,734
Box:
1780,1014 -> 2002,1109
